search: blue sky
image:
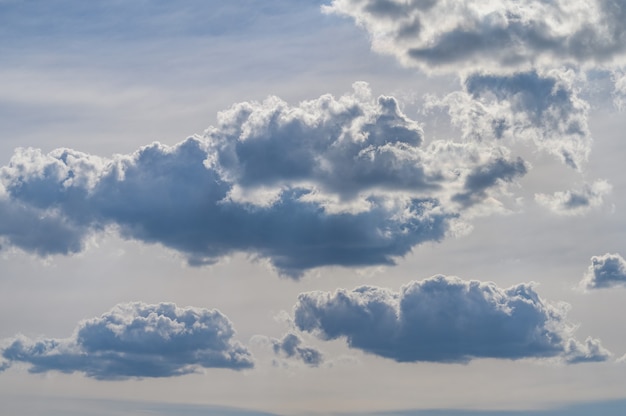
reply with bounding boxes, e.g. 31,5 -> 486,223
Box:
2,1 -> 626,415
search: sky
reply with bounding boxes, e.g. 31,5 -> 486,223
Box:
1,0 -> 626,415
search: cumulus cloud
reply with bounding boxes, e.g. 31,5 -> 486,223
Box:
271,333 -> 323,367
428,70 -> 592,169
323,0 -> 626,74
535,180 -> 612,215
0,302 -> 253,379
294,275 -> 610,364
579,253 -> 626,290
0,84 -> 533,277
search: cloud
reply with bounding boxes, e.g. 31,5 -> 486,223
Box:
428,70 -> 592,169
0,84 -> 535,277
452,157 -> 527,207
0,302 -> 253,379
207,82 -> 430,198
579,253 -> 626,290
535,180 -> 612,215
294,275 -> 610,363
271,333 -> 323,367
613,69 -> 626,110
323,0 -> 626,74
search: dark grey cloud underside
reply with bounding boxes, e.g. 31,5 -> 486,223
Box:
2,142 -> 451,276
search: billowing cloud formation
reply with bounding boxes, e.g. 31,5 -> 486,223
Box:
0,84 -> 532,277
429,70 -> 592,169
535,180 -> 612,215
0,302 -> 253,379
294,275 -> 610,363
323,0 -> 626,73
579,253 -> 626,290
271,333 -> 323,367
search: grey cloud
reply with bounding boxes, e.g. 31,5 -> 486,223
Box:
0,140 -> 451,277
207,84 -> 434,197
294,275 -> 610,363
271,333 -> 323,367
0,302 -> 253,379
324,0 -> 626,73
431,70 -> 591,169
453,157 -> 528,207
579,253 -> 626,290
535,180 -> 612,215
0,198 -> 87,256
1,84 -> 534,277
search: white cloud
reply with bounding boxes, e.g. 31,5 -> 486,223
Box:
294,275 -> 610,363
535,180 -> 612,215
613,69 -> 626,110
323,0 -> 626,74
427,70 -> 592,169
0,302 -> 253,379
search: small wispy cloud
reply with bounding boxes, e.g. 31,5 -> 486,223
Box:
536,180 -> 612,216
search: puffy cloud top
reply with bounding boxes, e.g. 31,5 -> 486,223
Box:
207,83 -> 430,197
294,275 -> 610,363
0,84 -> 532,277
0,302 -> 253,379
579,253 -> 626,290
324,0 -> 626,73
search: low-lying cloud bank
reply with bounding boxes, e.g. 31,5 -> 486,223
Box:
294,275 -> 610,364
0,302 -> 253,379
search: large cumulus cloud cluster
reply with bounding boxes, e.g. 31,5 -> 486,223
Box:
0,302 -> 253,379
324,0 -> 620,202
0,84 -> 534,277
294,275 -> 610,364
324,0 -> 626,74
